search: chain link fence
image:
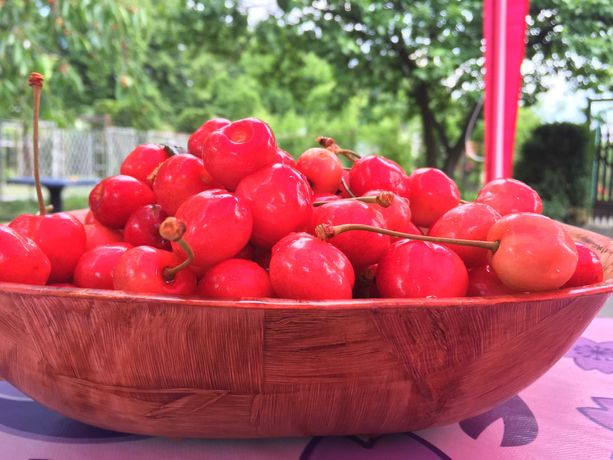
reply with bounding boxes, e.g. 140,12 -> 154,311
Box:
0,120 -> 189,200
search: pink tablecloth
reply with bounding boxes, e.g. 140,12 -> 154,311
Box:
2,318 -> 612,460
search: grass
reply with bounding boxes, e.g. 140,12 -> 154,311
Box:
0,195 -> 89,222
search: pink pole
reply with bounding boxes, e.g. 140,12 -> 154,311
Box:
484,0 -> 529,182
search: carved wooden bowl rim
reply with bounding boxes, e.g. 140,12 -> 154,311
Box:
1,279 -> 612,310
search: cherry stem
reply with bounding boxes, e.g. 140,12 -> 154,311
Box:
341,176 -> 356,198
162,144 -> 184,156
159,217 -> 194,282
315,223 -> 500,252
29,73 -> 45,215
313,191 -> 394,208
316,136 -> 361,162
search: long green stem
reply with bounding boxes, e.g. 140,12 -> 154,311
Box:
313,191 -> 394,208
315,223 -> 500,252
163,239 -> 193,282
29,73 -> 45,215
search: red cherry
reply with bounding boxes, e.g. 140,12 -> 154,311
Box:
197,258 -> 273,299
313,193 -> 341,204
467,265 -> 515,296
296,147 -> 343,194
236,164 -> 313,248
89,175 -> 155,228
377,240 -> 468,298
429,203 -> 501,267
153,154 -> 220,215
120,144 -> 171,187
407,167 -> 460,228
174,189 -> 253,268
563,243 -> 604,288
362,190 -> 419,239
74,243 -> 132,289
113,246 -> 197,295
123,204 -> 170,250
188,118 -> 231,159
68,209 -> 90,224
9,212 -> 86,283
273,148 -> 297,168
476,178 -> 543,216
487,213 -> 578,291
0,225 -> 51,285
349,155 -> 410,198
203,118 -> 277,190
310,200 -> 390,268
84,210 -> 95,224
84,221 -> 123,251
269,232 -> 355,300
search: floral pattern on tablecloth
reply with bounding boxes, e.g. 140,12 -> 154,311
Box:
565,338 -> 613,373
1,318 -> 612,460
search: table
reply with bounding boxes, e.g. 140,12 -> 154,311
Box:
7,177 -> 98,212
1,318 -> 612,460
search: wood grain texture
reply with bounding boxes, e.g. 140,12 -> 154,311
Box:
0,225 -> 612,438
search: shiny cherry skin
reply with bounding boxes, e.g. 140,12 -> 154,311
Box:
362,190 -> 419,239
174,189 -> 253,269
487,212 -> 578,291
120,144 -> 171,187
236,164 -> 313,248
9,212 -> 86,283
197,258 -> 273,299
153,154 -> 220,215
89,175 -> 155,228
203,118 -> 277,190
310,200 -> 390,268
113,246 -> 197,295
188,118 -> 231,159
0,225 -> 51,285
467,265 -> 515,297
296,147 -> 343,194
314,193 -> 341,204
349,155 -> 410,198
476,178 -> 543,216
273,148 -> 296,168
377,240 -> 469,298
269,232 -> 355,300
407,167 -> 460,228
74,242 -> 132,289
84,221 -> 123,251
123,204 -> 170,250
429,202 -> 501,267
563,242 -> 604,288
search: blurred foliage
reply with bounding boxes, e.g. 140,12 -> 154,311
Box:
0,0 -> 611,177
516,122 -> 592,223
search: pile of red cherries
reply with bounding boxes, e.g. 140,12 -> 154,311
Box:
0,117 -> 604,300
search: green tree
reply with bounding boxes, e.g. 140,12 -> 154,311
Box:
0,0 -> 155,125
267,0 -> 612,176
516,122 -> 592,223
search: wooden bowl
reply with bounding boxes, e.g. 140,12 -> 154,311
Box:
1,224 -> 612,438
